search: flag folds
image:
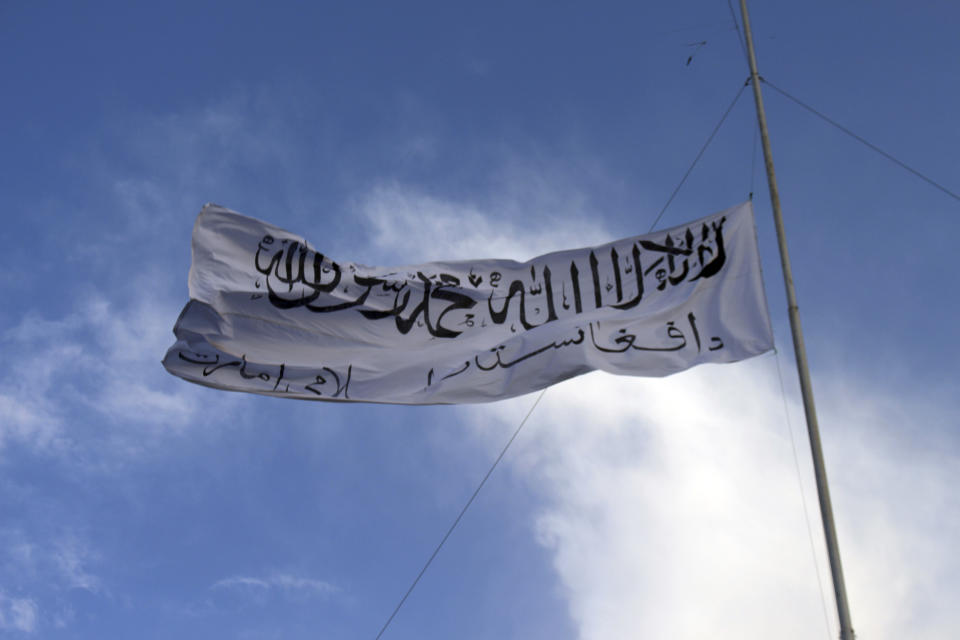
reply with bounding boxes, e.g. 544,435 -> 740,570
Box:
163,202 -> 773,404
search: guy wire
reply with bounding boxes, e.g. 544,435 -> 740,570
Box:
770,350 -> 835,640
373,390 -> 546,639
650,79 -> 749,231
376,75 -> 756,639
762,78 -> 960,203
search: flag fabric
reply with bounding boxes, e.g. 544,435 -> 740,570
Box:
163,202 -> 773,404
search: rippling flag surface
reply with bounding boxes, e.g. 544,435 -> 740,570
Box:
163,202 -> 773,404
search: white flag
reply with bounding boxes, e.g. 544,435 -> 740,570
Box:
163,202 -> 773,404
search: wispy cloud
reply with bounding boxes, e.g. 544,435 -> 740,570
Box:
0,285 -> 234,461
211,573 -> 340,600
0,593 -> 38,633
356,179 -> 612,265
52,535 -> 101,594
0,530 -> 102,634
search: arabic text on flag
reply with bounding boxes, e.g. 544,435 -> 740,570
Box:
163,202 -> 773,404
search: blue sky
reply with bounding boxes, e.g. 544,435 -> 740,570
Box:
1,1 -> 958,638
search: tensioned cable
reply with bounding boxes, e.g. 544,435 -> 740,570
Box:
762,78 -> 960,203
374,78 -> 756,639
726,0 -> 749,64
373,390 -> 546,640
749,121 -> 759,199
727,0 -> 757,201
769,350 -> 835,639
649,79 -> 749,230
732,51 -> 829,629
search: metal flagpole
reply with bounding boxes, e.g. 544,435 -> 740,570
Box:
737,2 -> 856,639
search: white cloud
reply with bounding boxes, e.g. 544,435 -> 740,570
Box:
0,394 -> 60,451
0,284 -> 235,460
0,593 -> 38,633
211,573 -> 339,600
0,532 -> 100,634
819,383 -> 960,639
355,180 -> 612,265
0,328 -> 82,453
464,354 -> 960,640
52,536 -> 101,594
105,90 -> 307,231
